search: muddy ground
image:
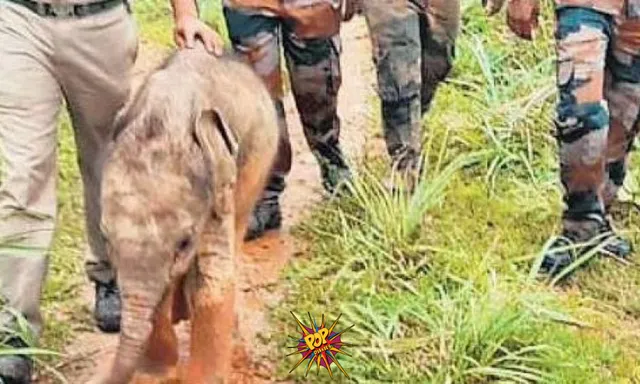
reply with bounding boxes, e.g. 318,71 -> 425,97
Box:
34,16 -> 377,384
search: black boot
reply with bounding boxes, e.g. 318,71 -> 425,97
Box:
244,198 -> 282,241
598,218 -> 633,258
0,335 -> 33,384
94,280 -> 121,333
313,144 -> 352,197
320,162 -> 352,197
540,214 -> 633,277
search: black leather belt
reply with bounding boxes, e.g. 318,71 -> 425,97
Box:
3,0 -> 126,18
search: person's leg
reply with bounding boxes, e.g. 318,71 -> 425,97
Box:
362,0 -> 422,190
541,7 -> 627,276
0,2 -> 61,382
420,0 -> 460,114
282,25 -> 351,195
602,13 -> 640,210
223,8 -> 290,240
55,4 -> 138,332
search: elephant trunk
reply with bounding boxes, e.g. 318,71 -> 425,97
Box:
105,286 -> 165,384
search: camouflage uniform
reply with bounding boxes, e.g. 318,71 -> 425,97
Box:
222,0 -> 350,209
543,0 -> 640,273
361,0 -> 460,170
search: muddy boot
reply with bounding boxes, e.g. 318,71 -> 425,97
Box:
540,213 -> 633,277
94,280 -> 121,333
0,335 -> 33,384
244,198 -> 282,241
383,147 -> 421,194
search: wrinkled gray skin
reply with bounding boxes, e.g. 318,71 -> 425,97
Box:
89,44 -> 279,383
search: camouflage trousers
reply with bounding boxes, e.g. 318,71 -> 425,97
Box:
554,6 -> 640,230
223,8 -> 349,199
362,0 -> 460,168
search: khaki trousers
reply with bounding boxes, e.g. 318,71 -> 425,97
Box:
0,0 -> 138,337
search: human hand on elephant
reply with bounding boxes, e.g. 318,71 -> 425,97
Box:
174,15 -> 225,55
170,0 -> 224,55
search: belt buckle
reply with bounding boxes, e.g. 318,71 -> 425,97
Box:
50,2 -> 76,17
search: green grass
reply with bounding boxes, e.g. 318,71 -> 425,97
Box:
275,0 -> 640,383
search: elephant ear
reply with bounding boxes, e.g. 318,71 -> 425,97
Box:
193,108 -> 238,160
191,108 -> 238,204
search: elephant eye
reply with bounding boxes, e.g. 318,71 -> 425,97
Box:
176,236 -> 193,253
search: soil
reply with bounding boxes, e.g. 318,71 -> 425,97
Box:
34,16 -> 376,384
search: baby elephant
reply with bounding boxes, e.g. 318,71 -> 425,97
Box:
89,44 -> 279,384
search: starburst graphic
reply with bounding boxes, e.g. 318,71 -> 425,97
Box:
287,312 -> 354,379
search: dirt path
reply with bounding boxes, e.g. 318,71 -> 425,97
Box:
35,16 -> 375,384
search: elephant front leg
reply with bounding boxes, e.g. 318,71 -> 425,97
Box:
185,207 -> 236,383
138,284 -> 180,376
